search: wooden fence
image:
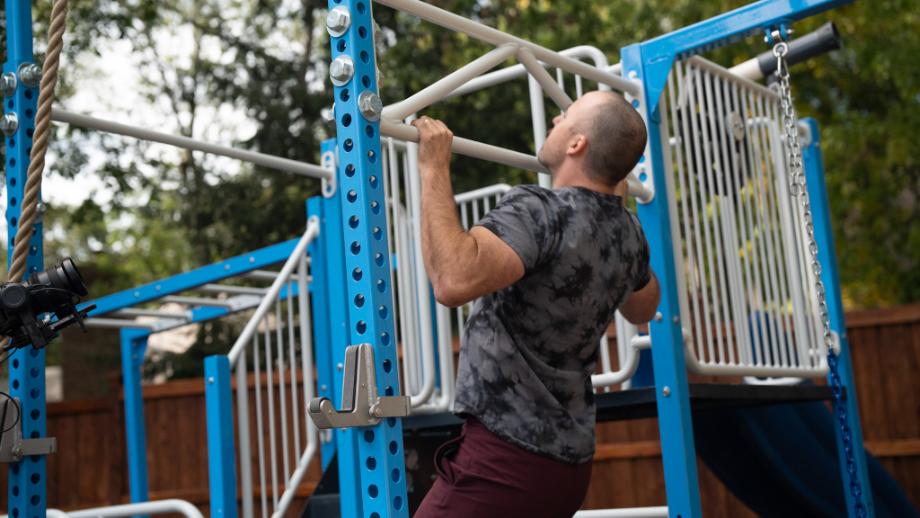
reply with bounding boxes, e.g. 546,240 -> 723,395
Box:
1,305 -> 918,516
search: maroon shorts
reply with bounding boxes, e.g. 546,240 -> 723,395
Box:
414,417 -> 592,518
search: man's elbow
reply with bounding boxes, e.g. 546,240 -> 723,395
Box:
432,276 -> 471,308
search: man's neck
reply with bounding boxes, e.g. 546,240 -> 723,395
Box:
551,166 -> 620,195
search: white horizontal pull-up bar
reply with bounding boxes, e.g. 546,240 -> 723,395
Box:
374,0 -> 639,95
382,44 -> 519,121
198,283 -> 269,296
381,120 -> 546,173
380,121 -> 654,201
52,108 -> 333,181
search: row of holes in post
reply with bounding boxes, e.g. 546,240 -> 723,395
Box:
6,53 -> 48,518
331,3 -> 405,515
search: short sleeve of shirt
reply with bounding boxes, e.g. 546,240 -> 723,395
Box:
475,186 -> 559,272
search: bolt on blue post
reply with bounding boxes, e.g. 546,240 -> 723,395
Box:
325,1 -> 409,517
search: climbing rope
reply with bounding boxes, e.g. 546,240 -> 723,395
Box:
9,0 -> 69,282
773,37 -> 868,518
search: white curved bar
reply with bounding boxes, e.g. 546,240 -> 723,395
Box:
375,0 -> 640,95
591,335 -> 651,388
52,108 -> 332,181
66,499 -> 203,518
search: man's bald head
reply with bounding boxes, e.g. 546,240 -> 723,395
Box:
575,91 -> 647,186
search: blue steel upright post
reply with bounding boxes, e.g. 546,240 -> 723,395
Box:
802,118 -> 875,517
325,2 -> 409,517
4,0 -> 48,516
120,327 -> 152,505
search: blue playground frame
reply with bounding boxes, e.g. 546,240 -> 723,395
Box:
3,1 -> 874,517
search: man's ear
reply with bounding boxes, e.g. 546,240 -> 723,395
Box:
566,133 -> 589,157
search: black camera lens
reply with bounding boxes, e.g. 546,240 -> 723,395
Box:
28,258 -> 88,296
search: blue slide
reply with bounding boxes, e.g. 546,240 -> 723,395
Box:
693,400 -> 920,517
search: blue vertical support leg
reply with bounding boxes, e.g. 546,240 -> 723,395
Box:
205,355 -> 238,518
5,1 -> 48,516
308,188 -> 338,471
120,327 -> 152,505
621,44 -> 703,518
326,0 -> 410,515
802,118 -> 875,517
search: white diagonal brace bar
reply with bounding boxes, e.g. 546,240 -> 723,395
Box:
382,44 -> 518,120
52,108 -> 333,181
375,0 -> 639,95
517,47 -> 573,110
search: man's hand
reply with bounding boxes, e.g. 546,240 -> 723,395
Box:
412,116 -> 453,174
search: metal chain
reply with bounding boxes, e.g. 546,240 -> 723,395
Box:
774,41 -> 867,518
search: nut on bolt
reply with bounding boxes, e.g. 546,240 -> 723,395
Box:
0,113 -> 19,137
329,55 -> 355,86
0,73 -> 17,97
18,63 -> 41,88
326,6 -> 352,37
358,91 -> 382,121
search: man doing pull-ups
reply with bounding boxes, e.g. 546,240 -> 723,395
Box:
413,90 -> 659,518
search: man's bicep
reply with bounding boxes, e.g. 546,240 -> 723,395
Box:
468,226 -> 525,294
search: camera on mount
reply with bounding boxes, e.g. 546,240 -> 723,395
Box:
0,258 -> 94,350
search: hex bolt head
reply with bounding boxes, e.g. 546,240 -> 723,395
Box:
358,90 -> 382,121
0,73 -> 17,97
321,105 -> 336,125
18,63 -> 41,88
329,55 -> 355,87
662,386 -> 671,397
326,6 -> 352,37
0,112 -> 19,136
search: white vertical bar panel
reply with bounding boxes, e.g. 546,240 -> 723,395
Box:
672,61 -> 707,363
286,285 -> 301,461
236,355 -> 254,518
707,69 -> 742,365
274,302 -> 291,484
743,87 -> 773,365
575,74 -> 584,98
253,330 -> 269,517
688,63 -> 720,364
700,67 -> 735,365
471,198 -> 481,223
263,323 -> 279,508
723,80 -> 756,367
751,94 -> 786,367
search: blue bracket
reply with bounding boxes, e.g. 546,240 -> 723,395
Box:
801,118 -> 875,518
327,1 -> 409,515
120,327 -> 152,506
630,0 -> 851,114
205,355 -> 238,518
5,1 -> 47,516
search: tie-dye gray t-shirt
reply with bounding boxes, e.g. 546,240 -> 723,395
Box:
453,184 -> 651,463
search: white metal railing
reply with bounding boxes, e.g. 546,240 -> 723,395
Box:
661,55 -> 826,377
574,506 -> 669,518
225,220 -> 320,518
56,499 -> 204,518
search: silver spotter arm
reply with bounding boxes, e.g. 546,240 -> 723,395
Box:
308,344 -> 410,429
